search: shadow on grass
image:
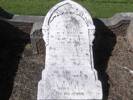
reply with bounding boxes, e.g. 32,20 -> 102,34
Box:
0,7 -> 13,19
93,18 -> 116,100
0,17 -> 30,100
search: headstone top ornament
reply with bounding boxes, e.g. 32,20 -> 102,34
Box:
42,0 -> 94,28
38,0 -> 102,99
42,0 -> 95,46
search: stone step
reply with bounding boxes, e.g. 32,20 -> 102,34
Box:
38,79 -> 102,99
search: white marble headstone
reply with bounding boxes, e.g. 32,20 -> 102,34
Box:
37,0 -> 102,99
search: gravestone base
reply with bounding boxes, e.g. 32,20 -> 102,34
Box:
38,68 -> 102,100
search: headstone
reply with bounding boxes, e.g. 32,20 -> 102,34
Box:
37,0 -> 102,99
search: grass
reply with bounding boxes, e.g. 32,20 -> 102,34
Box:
0,0 -> 133,18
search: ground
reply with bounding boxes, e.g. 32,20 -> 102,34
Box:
9,53 -> 44,100
7,25 -> 133,100
107,36 -> 133,100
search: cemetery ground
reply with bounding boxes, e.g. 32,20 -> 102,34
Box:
0,0 -> 133,100
0,16 -> 133,100
0,0 -> 133,18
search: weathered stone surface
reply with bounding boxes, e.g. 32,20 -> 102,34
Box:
127,20 -> 133,49
108,20 -> 130,36
38,0 -> 102,99
101,13 -> 133,26
30,22 -> 45,54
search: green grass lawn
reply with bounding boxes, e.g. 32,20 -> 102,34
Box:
0,0 -> 133,18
